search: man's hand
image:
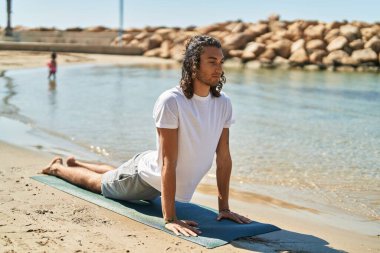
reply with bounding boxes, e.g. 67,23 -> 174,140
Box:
165,220 -> 202,237
217,210 -> 252,224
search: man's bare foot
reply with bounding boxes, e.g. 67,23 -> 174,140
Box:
42,157 -> 63,175
66,156 -> 77,167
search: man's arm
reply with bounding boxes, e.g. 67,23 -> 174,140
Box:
216,128 -> 252,224
157,128 -> 201,236
158,128 -> 178,223
216,128 -> 232,212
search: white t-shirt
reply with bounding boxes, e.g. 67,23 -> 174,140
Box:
138,86 -> 234,202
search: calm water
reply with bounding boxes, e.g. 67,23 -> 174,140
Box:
1,65 -> 379,221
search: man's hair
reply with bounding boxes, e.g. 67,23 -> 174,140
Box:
180,35 -> 226,99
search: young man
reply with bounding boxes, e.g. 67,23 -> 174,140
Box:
42,35 -> 252,237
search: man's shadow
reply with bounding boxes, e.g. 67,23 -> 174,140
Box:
116,198 -> 346,252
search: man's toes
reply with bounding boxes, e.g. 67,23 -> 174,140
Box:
42,157 -> 62,174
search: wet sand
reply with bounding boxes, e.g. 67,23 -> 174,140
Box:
0,51 -> 379,252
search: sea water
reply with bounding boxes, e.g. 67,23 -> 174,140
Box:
0,64 -> 379,223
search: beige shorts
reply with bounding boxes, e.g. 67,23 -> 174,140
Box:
101,152 -> 161,201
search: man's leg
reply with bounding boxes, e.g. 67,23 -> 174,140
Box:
42,157 -> 102,194
66,156 -> 115,174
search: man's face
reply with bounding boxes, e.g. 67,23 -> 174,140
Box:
196,46 -> 224,87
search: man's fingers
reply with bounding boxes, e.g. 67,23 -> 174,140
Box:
178,227 -> 190,237
184,220 -> 198,227
166,222 -> 200,237
241,216 -> 252,223
171,227 -> 180,236
232,215 -> 244,224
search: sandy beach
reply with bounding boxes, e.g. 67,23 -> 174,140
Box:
0,51 -> 379,252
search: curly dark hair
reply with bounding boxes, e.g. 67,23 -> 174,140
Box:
180,35 -> 226,99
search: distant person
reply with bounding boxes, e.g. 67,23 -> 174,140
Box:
42,35 -> 252,237
47,52 -> 57,80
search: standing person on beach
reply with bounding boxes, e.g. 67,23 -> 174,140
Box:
42,35 -> 252,237
47,52 -> 57,80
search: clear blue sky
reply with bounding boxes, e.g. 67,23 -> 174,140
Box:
2,0 -> 380,29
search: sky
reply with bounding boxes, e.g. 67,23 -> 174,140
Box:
2,0 -> 380,29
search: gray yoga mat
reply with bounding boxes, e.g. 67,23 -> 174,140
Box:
31,175 -> 280,248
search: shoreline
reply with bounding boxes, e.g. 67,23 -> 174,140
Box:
0,51 -> 379,252
1,139 -> 379,252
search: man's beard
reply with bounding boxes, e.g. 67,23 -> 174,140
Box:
196,73 -> 220,87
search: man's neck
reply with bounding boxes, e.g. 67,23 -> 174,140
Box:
193,80 -> 210,97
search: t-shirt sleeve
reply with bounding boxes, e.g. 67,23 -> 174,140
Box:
153,93 -> 179,129
224,96 -> 235,128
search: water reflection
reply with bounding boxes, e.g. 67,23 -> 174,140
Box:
1,76 -> 18,115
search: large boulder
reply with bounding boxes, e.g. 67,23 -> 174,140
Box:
247,23 -> 269,37
306,39 -> 326,53
364,36 -> 380,53
255,32 -> 273,44
351,48 -> 378,63
209,31 -> 230,41
196,24 -> 221,34
309,50 -> 328,64
285,25 -> 303,41
269,21 -> 287,33
228,50 -> 243,58
86,26 -> 108,32
271,29 -> 288,41
159,40 -> 171,58
259,48 -> 276,61
349,39 -> 364,50
135,31 -> 149,40
361,26 -> 380,41
340,24 -> 360,41
327,36 -> 348,52
225,22 -> 246,33
144,48 -> 161,57
304,24 -> 325,40
273,56 -> 290,69
241,42 -> 266,60
140,37 -> 161,51
289,48 -> 309,64
323,50 -> 349,65
170,44 -> 185,62
324,28 -> 340,43
267,39 -> 292,58
223,33 -> 252,50
291,39 -> 305,53
155,28 -> 174,40
326,21 -> 342,30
